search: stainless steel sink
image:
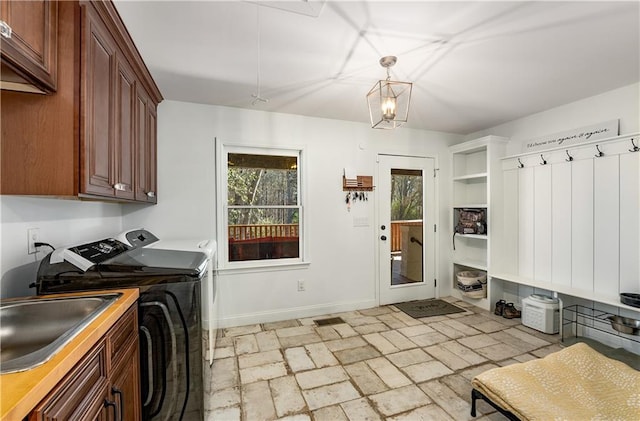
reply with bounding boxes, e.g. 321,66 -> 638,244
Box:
0,293 -> 122,374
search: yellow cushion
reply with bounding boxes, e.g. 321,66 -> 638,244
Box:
472,342 -> 640,420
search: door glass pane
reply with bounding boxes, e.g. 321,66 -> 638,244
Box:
390,169 -> 423,285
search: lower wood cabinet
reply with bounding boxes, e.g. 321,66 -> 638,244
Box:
29,304 -> 140,421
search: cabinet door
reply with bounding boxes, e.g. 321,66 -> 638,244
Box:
110,344 -> 141,421
81,4 -> 116,198
114,54 -> 135,200
0,0 -> 57,92
108,305 -> 141,420
147,104 -> 157,203
134,88 -> 157,203
30,342 -> 110,421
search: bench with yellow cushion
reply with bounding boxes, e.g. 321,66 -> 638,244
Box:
471,342 -> 640,420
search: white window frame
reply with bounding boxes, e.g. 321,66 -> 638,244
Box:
216,139 -> 309,271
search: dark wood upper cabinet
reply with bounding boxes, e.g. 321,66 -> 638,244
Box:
0,0 -> 162,203
0,0 -> 58,93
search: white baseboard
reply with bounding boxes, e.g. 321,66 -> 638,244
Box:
215,299 -> 378,329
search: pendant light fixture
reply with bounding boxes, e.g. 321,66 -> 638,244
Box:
366,56 -> 412,129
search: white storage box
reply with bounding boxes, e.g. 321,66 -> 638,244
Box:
522,294 -> 559,334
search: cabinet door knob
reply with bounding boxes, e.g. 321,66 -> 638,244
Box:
380,235 -> 387,241
0,21 -> 12,39
113,183 -> 128,191
146,191 -> 155,198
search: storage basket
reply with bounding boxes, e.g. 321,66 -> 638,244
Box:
456,270 -> 487,298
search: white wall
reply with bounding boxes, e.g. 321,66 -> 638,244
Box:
122,101 -> 462,327
466,82 -> 640,153
0,197 -> 123,298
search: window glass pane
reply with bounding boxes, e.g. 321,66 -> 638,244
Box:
228,208 -> 300,262
228,153 -> 298,206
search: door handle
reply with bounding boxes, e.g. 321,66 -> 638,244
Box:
104,399 -> 119,421
112,387 -> 124,421
380,235 -> 387,241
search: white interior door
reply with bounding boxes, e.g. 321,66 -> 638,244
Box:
377,154 -> 436,305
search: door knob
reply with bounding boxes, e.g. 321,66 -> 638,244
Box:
380,235 -> 387,241
381,225 -> 386,230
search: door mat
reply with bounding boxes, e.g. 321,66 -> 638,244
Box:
394,299 -> 465,319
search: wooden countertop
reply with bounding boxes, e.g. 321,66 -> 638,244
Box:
0,288 -> 139,421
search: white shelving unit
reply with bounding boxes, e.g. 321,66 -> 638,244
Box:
450,136 -> 508,310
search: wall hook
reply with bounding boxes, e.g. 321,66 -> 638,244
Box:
540,154 -> 547,165
565,150 -> 574,162
517,158 -> 524,168
630,138 -> 639,152
595,145 -> 604,157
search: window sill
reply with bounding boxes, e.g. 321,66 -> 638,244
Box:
216,260 -> 311,275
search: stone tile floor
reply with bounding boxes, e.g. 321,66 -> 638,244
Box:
204,297 -> 563,420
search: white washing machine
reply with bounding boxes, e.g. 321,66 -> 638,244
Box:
117,229 -> 219,365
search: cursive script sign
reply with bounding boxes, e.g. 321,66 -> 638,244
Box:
522,120 -> 619,153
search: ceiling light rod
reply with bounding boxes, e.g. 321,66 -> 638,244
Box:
366,55 -> 412,130
251,4 -> 268,106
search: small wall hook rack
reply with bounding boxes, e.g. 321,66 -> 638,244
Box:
565,150 -> 574,162
517,158 -> 524,168
630,138 -> 639,152
540,154 -> 547,165
595,145 -> 604,157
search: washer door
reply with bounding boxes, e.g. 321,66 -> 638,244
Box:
138,289 -> 184,420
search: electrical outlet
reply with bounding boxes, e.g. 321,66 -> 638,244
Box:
27,228 -> 40,254
297,279 -> 305,292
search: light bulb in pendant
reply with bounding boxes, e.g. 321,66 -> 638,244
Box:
381,96 -> 397,121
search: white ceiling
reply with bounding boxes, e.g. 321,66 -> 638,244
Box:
113,1 -> 640,135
